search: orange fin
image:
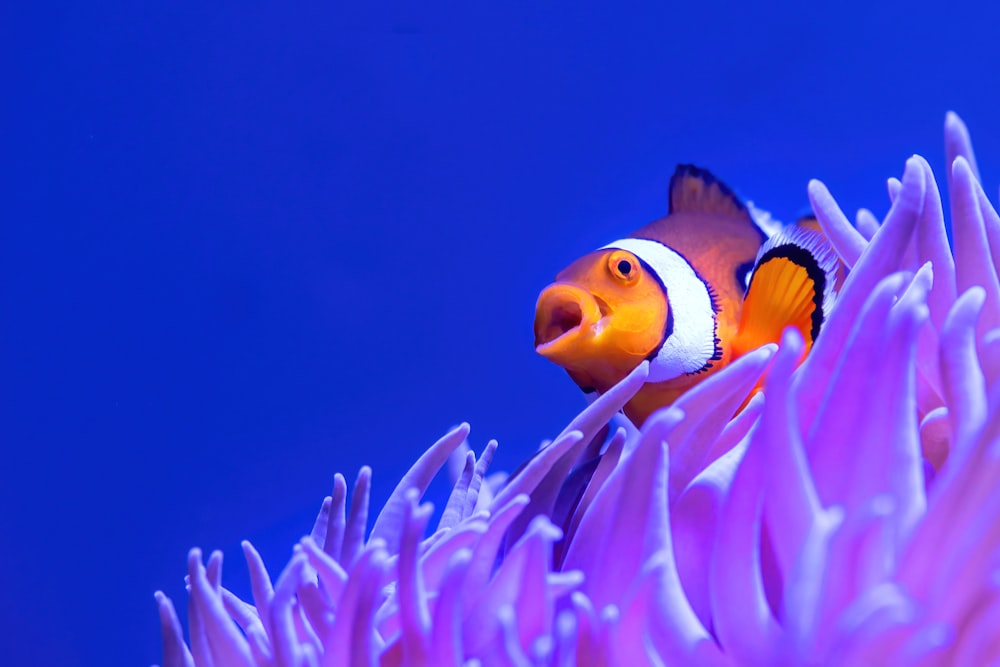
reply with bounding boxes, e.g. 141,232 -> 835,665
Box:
669,164 -> 756,225
732,225 -> 838,358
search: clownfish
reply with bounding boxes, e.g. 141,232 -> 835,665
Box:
533,164 -> 838,427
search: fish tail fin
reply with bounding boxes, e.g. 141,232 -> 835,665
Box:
732,225 -> 839,359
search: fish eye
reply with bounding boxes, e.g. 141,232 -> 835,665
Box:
608,250 -> 639,283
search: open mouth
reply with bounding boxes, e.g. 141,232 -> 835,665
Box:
533,284 -> 607,354
536,300 -> 583,348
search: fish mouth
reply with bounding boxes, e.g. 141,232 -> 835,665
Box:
537,299 -> 583,346
534,284 -> 607,360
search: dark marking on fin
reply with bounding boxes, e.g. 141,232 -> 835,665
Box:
668,164 -> 755,229
753,244 -> 827,342
733,225 -> 838,361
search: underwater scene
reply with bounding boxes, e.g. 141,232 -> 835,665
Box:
6,1 -> 1000,665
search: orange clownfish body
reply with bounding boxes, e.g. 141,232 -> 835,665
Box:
534,165 -> 838,427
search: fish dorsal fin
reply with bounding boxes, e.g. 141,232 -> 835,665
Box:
669,164 -> 754,223
731,225 -> 839,359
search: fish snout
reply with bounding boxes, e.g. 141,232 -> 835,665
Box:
534,283 -> 604,362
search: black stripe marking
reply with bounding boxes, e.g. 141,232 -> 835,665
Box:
669,164 -> 746,216
699,281 -> 724,373
668,164 -> 766,242
751,244 -> 827,342
633,237 -> 722,375
632,253 -> 672,365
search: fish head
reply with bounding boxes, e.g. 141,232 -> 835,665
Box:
534,247 -> 668,391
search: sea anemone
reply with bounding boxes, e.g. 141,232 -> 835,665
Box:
154,112 -> 1000,666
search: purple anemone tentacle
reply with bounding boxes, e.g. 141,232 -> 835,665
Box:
370,425 -> 469,555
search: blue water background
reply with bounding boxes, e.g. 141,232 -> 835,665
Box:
4,2 -> 1000,664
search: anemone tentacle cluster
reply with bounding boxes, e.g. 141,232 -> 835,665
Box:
155,112 -> 1000,666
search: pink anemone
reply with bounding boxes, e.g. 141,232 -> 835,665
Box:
155,112 -> 1000,666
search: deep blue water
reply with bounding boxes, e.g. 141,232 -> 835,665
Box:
3,1 -> 999,664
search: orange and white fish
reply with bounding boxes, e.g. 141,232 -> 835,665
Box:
533,164 -> 839,427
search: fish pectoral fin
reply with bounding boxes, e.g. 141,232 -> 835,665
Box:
732,225 -> 839,357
